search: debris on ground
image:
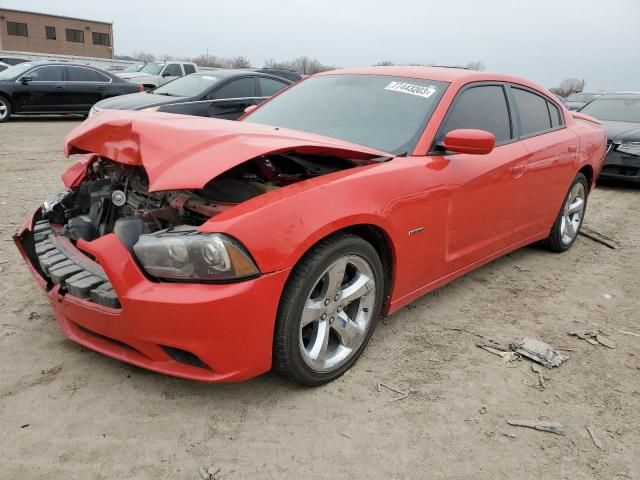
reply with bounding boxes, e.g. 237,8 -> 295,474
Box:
479,405 -> 488,415
511,337 -> 569,368
596,335 -> 616,349
568,330 -> 616,348
198,465 -> 221,480
513,264 -> 529,272
579,226 -> 619,249
586,425 -> 604,450
531,364 -> 546,389
616,329 -> 640,338
476,342 -> 520,363
377,382 -> 409,401
506,419 -> 566,436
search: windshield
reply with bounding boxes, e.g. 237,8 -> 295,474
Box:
245,74 -> 448,154
580,98 -> 640,123
153,74 -> 219,97
139,63 -> 164,75
124,63 -> 145,73
0,62 -> 34,81
567,93 -> 600,102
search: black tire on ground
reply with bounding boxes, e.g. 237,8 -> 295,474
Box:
0,96 -> 12,123
541,172 -> 589,252
273,232 -> 385,386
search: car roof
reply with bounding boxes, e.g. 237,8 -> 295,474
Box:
315,66 -> 552,92
191,69 -> 293,82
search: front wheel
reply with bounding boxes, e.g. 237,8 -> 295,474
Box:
0,96 -> 11,122
273,233 -> 384,386
541,172 -> 588,252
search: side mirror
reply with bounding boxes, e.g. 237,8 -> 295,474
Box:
161,71 -> 172,77
442,129 -> 495,155
20,76 -> 32,84
244,104 -> 258,114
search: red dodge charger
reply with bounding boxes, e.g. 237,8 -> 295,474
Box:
14,67 -> 606,385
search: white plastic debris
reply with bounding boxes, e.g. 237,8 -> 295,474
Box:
511,337 -> 568,368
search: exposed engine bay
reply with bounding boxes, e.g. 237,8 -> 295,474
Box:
43,153 -> 358,249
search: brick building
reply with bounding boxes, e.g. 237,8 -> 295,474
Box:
0,8 -> 113,59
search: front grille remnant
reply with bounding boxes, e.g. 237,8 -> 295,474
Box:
33,220 -> 121,308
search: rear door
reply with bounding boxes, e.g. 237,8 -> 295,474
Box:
64,66 -> 112,111
436,83 -> 530,271
13,65 -> 66,112
206,76 -> 258,119
508,86 -> 579,237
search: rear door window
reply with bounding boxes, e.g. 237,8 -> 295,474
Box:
257,77 -> 289,96
512,88 -> 552,136
440,85 -> 512,143
183,64 -> 196,74
213,77 -> 256,99
66,67 -> 110,82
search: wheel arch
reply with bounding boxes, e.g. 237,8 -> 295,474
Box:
284,222 -> 397,314
578,164 -> 594,191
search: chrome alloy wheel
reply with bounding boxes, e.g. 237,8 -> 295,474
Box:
560,182 -> 586,245
299,255 -> 376,372
0,98 -> 8,121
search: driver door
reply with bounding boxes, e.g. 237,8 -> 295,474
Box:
159,63 -> 183,86
436,84 -> 528,272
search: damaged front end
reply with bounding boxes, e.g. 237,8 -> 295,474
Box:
21,148 -> 367,307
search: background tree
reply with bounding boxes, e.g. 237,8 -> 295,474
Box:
465,61 -> 485,71
554,78 -> 585,97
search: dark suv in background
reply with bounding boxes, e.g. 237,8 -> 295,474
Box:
0,61 -> 141,122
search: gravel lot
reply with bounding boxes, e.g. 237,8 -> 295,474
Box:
0,119 -> 638,480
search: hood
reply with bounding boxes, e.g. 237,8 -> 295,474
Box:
600,121 -> 640,141
94,92 -> 188,110
64,110 -> 391,192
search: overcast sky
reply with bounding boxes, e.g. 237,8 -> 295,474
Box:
2,0 -> 639,90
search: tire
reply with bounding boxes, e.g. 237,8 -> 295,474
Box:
273,233 -> 385,386
541,172 -> 589,252
0,96 -> 11,123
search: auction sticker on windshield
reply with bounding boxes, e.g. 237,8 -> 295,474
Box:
384,81 -> 436,99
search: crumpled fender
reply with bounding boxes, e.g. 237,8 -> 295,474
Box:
64,110 -> 390,192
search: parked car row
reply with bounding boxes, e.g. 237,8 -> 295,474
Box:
0,60 -> 301,122
90,70 -> 292,120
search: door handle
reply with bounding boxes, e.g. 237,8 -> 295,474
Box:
568,145 -> 577,153
97,85 -> 107,91
513,164 -> 526,179
54,85 -> 65,90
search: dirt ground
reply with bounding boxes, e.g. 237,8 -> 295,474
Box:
0,119 -> 638,480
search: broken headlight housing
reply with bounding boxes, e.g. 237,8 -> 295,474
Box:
133,229 -> 259,282
617,142 -> 640,156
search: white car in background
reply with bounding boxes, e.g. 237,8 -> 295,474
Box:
116,61 -> 199,90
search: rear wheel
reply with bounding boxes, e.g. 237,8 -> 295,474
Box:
541,173 -> 588,252
273,233 -> 384,386
0,96 -> 11,122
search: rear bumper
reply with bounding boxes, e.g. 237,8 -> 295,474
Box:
14,211 -> 291,382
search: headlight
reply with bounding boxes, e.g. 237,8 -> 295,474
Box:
617,142 -> 640,156
133,230 -> 259,282
142,106 -> 160,112
88,105 -> 101,117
